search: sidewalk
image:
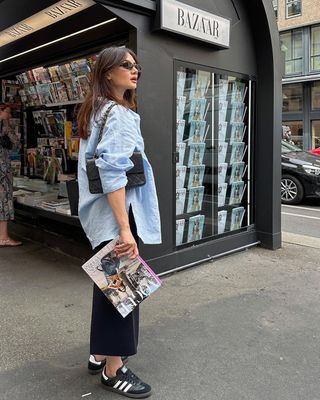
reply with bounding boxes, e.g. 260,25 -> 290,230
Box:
1,238 -> 319,400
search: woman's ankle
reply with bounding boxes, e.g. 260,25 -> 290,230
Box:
105,356 -> 123,377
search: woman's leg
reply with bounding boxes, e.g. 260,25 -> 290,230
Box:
0,220 -> 8,239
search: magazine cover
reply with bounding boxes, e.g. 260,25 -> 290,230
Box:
230,81 -> 247,103
229,181 -> 246,205
176,219 -> 185,246
189,70 -> 211,99
218,183 -> 228,207
37,83 -> 54,104
176,188 -> 186,215
218,163 -> 228,184
176,165 -> 187,189
176,119 -> 185,143
53,82 -> 69,103
187,214 -> 205,243
187,120 -> 206,143
218,142 -> 228,164
176,142 -> 186,165
75,75 -> 90,98
82,237 -> 161,318
48,66 -> 60,82
71,59 -> 91,76
230,142 -> 246,164
177,96 -> 186,120
32,111 -> 46,137
187,143 -> 205,166
218,210 -> 227,234
64,77 -> 79,101
188,98 -> 207,123
187,165 -> 205,188
177,70 -> 187,97
230,207 -> 246,231
218,121 -> 228,142
187,186 -> 204,213
229,162 -> 246,184
53,111 -> 67,137
230,122 -> 246,144
219,79 -> 229,101
219,100 -> 228,123
230,102 -> 246,123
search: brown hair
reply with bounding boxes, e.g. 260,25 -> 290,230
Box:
77,47 -> 138,139
0,102 -> 9,111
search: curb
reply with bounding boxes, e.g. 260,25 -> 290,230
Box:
282,232 -> 320,249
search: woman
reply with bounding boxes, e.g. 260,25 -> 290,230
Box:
0,103 -> 22,247
77,47 -> 161,398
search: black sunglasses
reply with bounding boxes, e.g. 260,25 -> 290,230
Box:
120,61 -> 142,74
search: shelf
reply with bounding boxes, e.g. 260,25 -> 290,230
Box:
24,99 -> 83,109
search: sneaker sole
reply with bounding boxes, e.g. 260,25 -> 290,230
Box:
101,384 -> 152,399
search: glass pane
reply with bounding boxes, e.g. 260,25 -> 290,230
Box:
282,121 -> 303,148
311,26 -> 320,71
176,66 -> 213,245
175,65 -> 252,245
283,83 -> 303,112
281,31 -> 303,74
312,120 -> 320,149
293,31 -> 302,59
281,33 -> 292,60
311,82 -> 320,110
311,56 -> 320,71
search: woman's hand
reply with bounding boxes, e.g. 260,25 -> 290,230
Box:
115,227 -> 139,260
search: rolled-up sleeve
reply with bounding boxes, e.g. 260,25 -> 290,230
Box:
94,105 -> 136,194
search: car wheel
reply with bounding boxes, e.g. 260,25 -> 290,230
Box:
281,175 -> 304,204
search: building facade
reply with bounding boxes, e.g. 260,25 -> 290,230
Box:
276,0 -> 320,150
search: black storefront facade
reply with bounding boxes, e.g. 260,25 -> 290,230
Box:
0,0 -> 282,275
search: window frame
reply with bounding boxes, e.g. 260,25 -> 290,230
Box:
285,0 -> 302,19
280,29 -> 304,76
310,24 -> 320,73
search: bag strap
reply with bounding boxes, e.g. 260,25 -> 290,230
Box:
94,102 -> 117,157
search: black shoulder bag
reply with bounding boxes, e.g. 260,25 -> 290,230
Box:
86,104 -> 146,194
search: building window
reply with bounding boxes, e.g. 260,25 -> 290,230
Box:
273,0 -> 278,19
311,26 -> 320,72
280,30 -> 303,75
311,82 -> 320,110
312,121 -> 320,149
282,121 -> 304,148
283,83 -> 303,112
286,0 -> 302,18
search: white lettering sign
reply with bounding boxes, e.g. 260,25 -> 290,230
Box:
160,0 -> 230,48
0,0 -> 95,47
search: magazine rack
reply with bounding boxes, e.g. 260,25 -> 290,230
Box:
175,61 -> 254,247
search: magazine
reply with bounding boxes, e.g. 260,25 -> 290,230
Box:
189,70 -> 211,99
75,75 -> 90,98
176,219 -> 185,246
218,121 -> 228,142
71,58 -> 91,76
48,66 -> 60,82
218,142 -> 228,164
230,81 -> 247,103
230,142 -> 246,164
188,98 -> 207,123
82,237 -> 161,318
187,186 -> 204,213
37,83 -> 54,104
176,119 -> 185,143
176,142 -> 186,165
177,96 -> 186,120
187,143 -> 205,166
176,188 -> 186,215
229,181 -> 246,205
218,210 -> 227,234
187,120 -> 206,144
230,207 -> 246,231
187,214 -> 205,243
230,102 -> 246,123
177,70 -> 187,97
229,162 -> 246,184
230,122 -> 246,144
218,183 -> 227,207
176,165 -> 187,189
218,163 -> 228,184
187,165 -> 205,188
219,100 -> 228,122
219,79 -> 229,101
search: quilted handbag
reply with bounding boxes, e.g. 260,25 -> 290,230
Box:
86,103 -> 146,194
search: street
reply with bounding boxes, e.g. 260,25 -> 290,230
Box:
282,199 -> 320,239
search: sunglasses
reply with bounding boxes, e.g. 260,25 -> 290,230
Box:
120,61 -> 142,74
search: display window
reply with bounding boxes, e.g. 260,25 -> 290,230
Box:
175,62 -> 254,247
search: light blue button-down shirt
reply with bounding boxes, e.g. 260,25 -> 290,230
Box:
78,102 -> 162,249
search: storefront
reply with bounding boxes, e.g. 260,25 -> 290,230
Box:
0,0 -> 282,274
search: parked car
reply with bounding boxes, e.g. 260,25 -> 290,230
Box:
309,147 -> 320,155
281,140 -> 320,204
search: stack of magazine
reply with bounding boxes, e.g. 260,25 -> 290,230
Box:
82,237 -> 162,318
